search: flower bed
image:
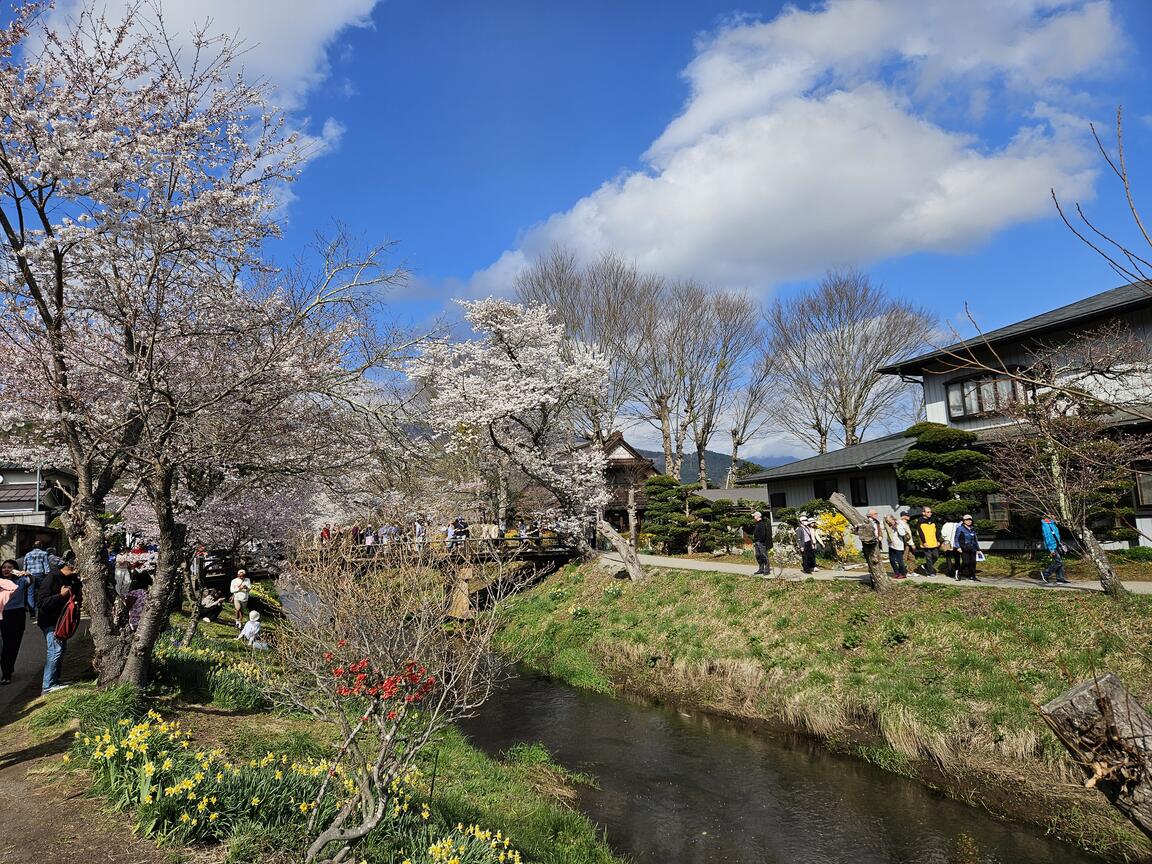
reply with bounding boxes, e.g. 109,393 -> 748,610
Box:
75,709 -> 526,862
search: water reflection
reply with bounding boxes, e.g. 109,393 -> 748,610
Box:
460,672 -> 1101,864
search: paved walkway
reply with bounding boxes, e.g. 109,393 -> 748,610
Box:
600,551 -> 1152,595
0,618 -> 93,725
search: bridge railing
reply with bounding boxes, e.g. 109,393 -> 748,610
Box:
299,535 -> 580,563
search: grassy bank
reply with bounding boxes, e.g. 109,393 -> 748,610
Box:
497,563 -> 1152,862
10,611 -> 619,864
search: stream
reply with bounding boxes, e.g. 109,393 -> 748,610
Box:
460,671 -> 1102,864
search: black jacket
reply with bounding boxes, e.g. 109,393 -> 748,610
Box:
752,519 -> 773,547
36,569 -> 82,630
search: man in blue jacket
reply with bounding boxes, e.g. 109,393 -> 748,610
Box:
1040,515 -> 1070,585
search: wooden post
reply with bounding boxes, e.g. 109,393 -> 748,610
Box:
828,492 -> 891,593
1042,673 -> 1152,841
447,564 -> 476,619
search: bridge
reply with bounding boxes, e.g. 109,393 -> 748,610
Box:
295,536 -> 583,618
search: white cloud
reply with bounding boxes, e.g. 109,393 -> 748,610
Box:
44,0 -> 379,109
469,0 -> 1121,294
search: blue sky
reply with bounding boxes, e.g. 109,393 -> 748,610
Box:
272,0 -> 1152,337
24,0 -> 1152,457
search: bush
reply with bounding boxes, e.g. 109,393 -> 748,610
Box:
1112,546 -> 1152,563
153,641 -> 269,710
77,710 -> 365,844
209,660 -> 269,711
30,685 -> 145,733
414,824 -> 524,864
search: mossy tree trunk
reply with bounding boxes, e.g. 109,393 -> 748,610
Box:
1042,673 -> 1152,840
829,492 -> 892,593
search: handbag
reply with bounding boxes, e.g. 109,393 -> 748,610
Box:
55,595 -> 79,641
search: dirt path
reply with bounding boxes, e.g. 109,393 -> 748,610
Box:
0,632 -> 171,864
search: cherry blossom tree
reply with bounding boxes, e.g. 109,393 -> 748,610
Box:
408,299 -> 647,580
0,4 -> 403,685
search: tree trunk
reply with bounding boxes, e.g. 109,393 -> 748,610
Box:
659,406 -> 676,481
1080,526 -> 1129,598
1042,673 -> 1152,841
727,431 -> 741,489
828,492 -> 891,593
63,500 -> 132,684
598,519 -> 645,582
121,470 -> 186,687
627,484 -> 638,548
179,561 -> 202,648
673,412 -> 690,481
844,424 -> 859,447
696,447 -> 709,489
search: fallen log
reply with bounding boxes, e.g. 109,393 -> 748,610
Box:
1042,673 -> 1152,840
828,492 -> 891,593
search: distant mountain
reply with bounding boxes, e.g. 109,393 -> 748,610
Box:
635,448 -> 795,486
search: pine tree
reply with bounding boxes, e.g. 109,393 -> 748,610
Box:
643,475 -> 692,553
898,422 -> 999,527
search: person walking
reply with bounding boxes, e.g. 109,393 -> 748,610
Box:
915,507 -> 941,577
899,512 -> 918,573
36,563 -> 82,694
22,540 -> 50,618
751,511 -> 773,576
229,569 -> 252,630
939,519 -> 960,579
1040,515 -> 1070,585
955,515 -> 980,581
0,559 -> 31,685
865,509 -> 887,552
884,514 -> 908,579
796,517 -> 816,574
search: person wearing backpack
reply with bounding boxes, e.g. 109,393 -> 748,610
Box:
36,563 -> 82,695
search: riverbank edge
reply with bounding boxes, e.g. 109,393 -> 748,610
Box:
0,616 -> 624,864
497,564 -> 1152,864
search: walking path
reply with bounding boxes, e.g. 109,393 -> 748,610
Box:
600,551 -> 1152,594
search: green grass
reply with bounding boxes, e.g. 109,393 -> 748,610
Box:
28,684 -> 145,733
15,602 -> 623,864
417,727 -> 616,864
497,563 -> 1152,860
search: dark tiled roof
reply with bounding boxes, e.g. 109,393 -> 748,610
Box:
736,434 -> 913,483
879,280 -> 1152,376
0,486 -> 44,503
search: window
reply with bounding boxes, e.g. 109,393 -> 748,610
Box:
813,477 -> 838,500
1136,472 -> 1152,508
850,476 -> 869,507
985,493 -> 1011,530
769,492 -> 787,509
945,375 -> 1028,419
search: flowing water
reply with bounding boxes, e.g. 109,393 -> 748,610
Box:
460,671 -> 1102,864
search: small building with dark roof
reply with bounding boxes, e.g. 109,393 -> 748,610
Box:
0,464 -> 77,560
600,431 -> 659,543
737,433 -> 913,519
739,280 -> 1152,545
